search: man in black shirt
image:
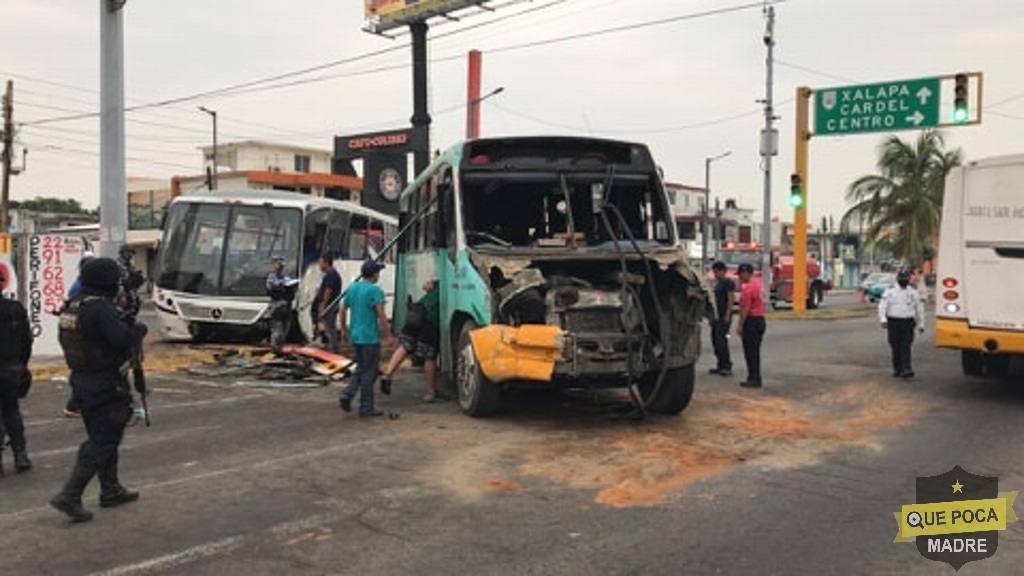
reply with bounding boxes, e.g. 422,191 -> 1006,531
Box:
0,269 -> 34,475
708,261 -> 735,377
316,253 -> 343,353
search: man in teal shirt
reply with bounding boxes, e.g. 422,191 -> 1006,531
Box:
339,260 -> 393,417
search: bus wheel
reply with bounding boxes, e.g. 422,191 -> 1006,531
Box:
639,364 -> 695,415
962,351 -> 985,376
986,355 -> 1011,378
455,321 -> 501,417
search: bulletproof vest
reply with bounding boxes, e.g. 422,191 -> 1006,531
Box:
59,297 -> 120,372
0,299 -> 30,363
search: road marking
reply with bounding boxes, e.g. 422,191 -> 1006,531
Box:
26,426 -> 222,460
86,497 -> 422,575
23,393 -> 265,428
0,436 -> 390,524
88,535 -> 247,576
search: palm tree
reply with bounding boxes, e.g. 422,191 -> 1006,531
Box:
840,129 -> 961,268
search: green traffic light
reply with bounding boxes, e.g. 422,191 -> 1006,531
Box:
789,191 -> 804,209
952,105 -> 969,124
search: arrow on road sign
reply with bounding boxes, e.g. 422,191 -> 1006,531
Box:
916,86 -> 932,105
906,111 -> 925,126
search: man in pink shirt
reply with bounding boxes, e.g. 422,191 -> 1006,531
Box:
735,263 -> 766,388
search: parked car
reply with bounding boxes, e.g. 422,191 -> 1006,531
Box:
866,273 -> 897,303
860,272 -> 888,294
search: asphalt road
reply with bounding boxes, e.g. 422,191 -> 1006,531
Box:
3,313 -> 1022,575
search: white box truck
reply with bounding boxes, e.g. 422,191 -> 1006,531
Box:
935,154 -> 1024,376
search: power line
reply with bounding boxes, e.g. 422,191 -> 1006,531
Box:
23,142 -> 197,170
19,0 -> 769,126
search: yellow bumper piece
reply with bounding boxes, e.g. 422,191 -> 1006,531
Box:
469,324 -> 564,383
936,318 -> 1024,354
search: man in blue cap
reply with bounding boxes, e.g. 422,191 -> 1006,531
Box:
339,260 -> 393,417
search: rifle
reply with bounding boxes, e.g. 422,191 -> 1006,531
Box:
319,194 -> 439,319
132,346 -> 150,427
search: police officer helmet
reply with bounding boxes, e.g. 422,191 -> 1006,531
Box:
896,268 -> 912,281
80,257 -> 122,291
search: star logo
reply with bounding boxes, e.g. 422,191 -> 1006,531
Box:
952,480 -> 964,494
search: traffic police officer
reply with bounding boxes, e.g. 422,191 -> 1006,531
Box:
51,257 -> 147,523
878,268 -> 925,378
266,255 -> 296,355
0,268 -> 33,475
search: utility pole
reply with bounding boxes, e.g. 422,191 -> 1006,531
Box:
100,0 -> 127,258
702,151 -> 731,273
1,80 -> 13,234
759,3 -> 777,304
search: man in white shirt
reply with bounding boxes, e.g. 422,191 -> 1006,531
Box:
878,268 -> 925,378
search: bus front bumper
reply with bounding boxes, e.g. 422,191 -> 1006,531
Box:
935,318 -> 1024,355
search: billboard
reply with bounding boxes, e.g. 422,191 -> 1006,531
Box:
364,0 -> 491,34
21,234 -> 87,355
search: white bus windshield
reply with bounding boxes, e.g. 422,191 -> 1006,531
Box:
156,202 -> 302,296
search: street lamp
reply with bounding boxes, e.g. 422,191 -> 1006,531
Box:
702,151 -> 732,273
198,106 -> 218,190
466,86 -> 504,139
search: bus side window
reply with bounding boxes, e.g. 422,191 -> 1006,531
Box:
346,215 -> 369,260
326,209 -> 351,257
436,180 -> 451,248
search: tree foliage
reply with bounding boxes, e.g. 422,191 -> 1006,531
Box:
840,129 -> 961,268
17,196 -> 96,215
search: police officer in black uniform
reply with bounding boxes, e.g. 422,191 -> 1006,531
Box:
0,268 -> 34,475
51,257 -> 147,523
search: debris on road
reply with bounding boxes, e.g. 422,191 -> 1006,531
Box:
186,345 -> 353,385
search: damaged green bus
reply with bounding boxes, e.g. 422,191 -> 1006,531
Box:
395,137 -> 708,416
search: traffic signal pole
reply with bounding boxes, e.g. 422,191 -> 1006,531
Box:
792,86 -> 812,314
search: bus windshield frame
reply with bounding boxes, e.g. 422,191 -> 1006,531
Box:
155,202 -> 303,297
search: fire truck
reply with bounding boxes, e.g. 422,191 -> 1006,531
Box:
711,242 -> 832,309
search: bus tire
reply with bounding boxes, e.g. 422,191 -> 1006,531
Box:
640,364 -> 695,415
962,350 -> 985,376
455,320 -> 501,417
986,355 -> 1011,378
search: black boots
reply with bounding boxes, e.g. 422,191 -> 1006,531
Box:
50,465 -> 96,523
0,448 -> 32,476
98,462 -> 139,508
13,449 -> 32,472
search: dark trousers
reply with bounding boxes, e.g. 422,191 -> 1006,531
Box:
710,319 -> 732,371
71,373 -> 132,475
886,317 -> 916,375
0,365 -> 27,451
342,344 -> 381,415
741,316 -> 767,383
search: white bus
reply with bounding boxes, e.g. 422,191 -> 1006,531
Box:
152,190 -> 397,342
935,154 -> 1024,377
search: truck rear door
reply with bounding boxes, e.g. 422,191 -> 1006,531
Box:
961,160 -> 1024,331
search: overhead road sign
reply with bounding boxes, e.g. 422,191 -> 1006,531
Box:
814,77 -> 940,136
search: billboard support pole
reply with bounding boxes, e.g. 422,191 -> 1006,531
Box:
410,20 -> 431,175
